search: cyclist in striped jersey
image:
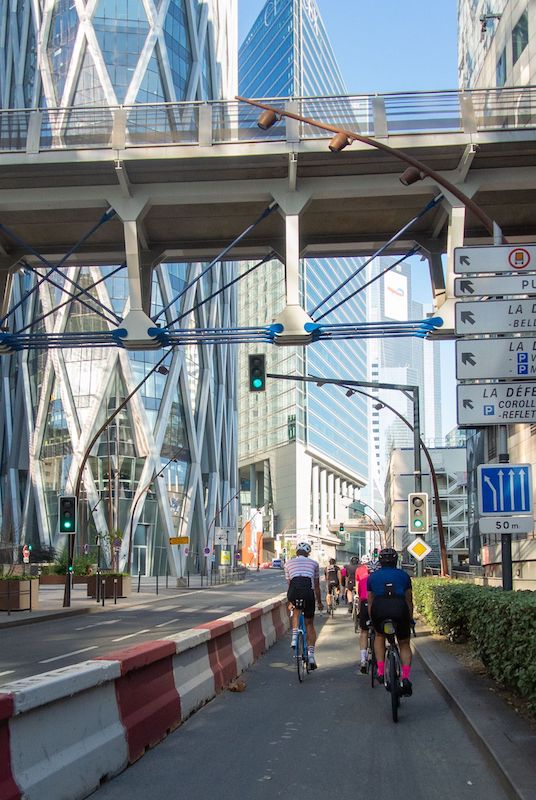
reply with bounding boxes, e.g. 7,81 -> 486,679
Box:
285,542 -> 323,669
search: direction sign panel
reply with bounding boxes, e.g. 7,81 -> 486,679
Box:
169,536 -> 189,545
455,298 -> 536,335
456,336 -> 536,380
478,463 -> 532,515
457,382 -> 536,425
479,516 -> 534,534
454,244 -> 536,274
454,274 -> 536,298
407,537 -> 432,561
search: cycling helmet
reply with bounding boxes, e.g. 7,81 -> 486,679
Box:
360,554 -> 371,565
328,557 -> 336,565
378,547 -> 398,567
349,556 -> 359,565
296,541 -> 311,555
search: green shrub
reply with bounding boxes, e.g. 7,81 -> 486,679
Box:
0,574 -> 39,580
413,578 -> 536,710
53,549 -> 95,576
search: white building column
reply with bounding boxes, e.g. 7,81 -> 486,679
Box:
327,472 -> 335,522
311,463 -> 320,531
319,467 -> 327,536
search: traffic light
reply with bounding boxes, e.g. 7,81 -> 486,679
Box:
408,492 -> 429,534
339,522 -> 345,533
58,495 -> 77,533
248,354 -> 266,392
373,548 -> 378,559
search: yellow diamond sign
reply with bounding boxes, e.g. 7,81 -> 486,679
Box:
407,537 -> 432,561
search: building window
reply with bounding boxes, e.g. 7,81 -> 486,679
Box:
496,47 -> 506,87
512,10 -> 528,65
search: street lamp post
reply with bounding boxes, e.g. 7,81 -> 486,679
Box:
62,350 -> 173,607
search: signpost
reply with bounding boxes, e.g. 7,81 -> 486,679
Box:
477,463 -> 532,515
456,337 -> 536,380
169,536 -> 189,545
22,545 -> 30,564
457,382 -> 536,426
455,298 -> 536,335
478,516 -> 533,534
407,537 -> 431,561
454,244 -> 536,274
454,274 -> 536,297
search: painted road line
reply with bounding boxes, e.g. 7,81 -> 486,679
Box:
40,645 -> 99,664
75,619 -> 122,631
0,669 -> 15,678
155,618 -> 182,628
112,629 -> 151,642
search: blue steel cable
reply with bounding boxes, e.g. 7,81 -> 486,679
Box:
153,202 -> 278,323
0,208 -> 121,323
12,262 -> 125,333
308,194 -> 442,318
166,252 -> 275,329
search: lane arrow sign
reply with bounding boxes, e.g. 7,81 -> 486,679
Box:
460,255 -> 471,266
461,352 -> 476,366
460,311 -> 475,325
463,399 -> 474,409
459,279 -> 474,294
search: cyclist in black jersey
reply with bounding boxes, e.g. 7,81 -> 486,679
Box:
324,558 -> 341,610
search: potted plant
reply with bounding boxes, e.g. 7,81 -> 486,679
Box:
0,573 -> 39,611
87,571 -> 131,598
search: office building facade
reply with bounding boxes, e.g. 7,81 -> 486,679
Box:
0,0 -> 238,576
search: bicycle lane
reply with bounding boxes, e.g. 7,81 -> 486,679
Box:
93,610 -> 510,800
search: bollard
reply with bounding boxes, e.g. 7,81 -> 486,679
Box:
101,580 -> 105,607
96,570 -> 100,603
156,574 -> 159,595
7,581 -> 11,617
187,570 -> 190,588
137,570 -> 141,593
166,572 -> 169,589
113,578 -> 118,604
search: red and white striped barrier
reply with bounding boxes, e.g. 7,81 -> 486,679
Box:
0,593 -> 288,800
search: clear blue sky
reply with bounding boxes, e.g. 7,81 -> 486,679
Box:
238,0 -> 459,93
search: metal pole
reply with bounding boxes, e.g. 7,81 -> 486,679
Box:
114,578 -> 118,604
501,534 -> 513,591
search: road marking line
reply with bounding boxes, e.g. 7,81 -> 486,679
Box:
155,618 -> 182,628
75,619 -> 121,631
40,646 -> 99,664
112,629 -> 150,642
0,670 -> 14,678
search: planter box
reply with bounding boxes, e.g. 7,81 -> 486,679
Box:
0,579 -> 39,611
39,575 -> 91,586
87,574 -> 131,598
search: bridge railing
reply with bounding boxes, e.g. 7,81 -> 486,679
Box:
1,86 -> 535,154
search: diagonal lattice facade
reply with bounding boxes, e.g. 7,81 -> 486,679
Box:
0,0 -> 238,577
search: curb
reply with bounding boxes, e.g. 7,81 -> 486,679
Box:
413,625 -> 536,800
0,607 -> 91,630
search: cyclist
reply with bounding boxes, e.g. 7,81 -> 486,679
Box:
285,542 -> 323,669
367,547 -> 414,696
355,554 -> 372,673
344,555 -> 359,613
324,558 -> 341,610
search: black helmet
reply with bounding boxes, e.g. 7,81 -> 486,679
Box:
349,556 -> 359,565
378,547 -> 398,567
329,557 -> 336,565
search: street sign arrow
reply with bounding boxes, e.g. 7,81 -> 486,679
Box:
458,279 -> 474,294
461,352 -> 476,366
457,382 -> 536,425
463,399 -> 474,409
460,310 -> 475,325
454,244 -> 536,274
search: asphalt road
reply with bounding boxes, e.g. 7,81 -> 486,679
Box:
92,608 -> 510,800
0,571 -> 286,683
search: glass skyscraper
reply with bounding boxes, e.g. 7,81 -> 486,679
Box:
238,0 -> 368,558
0,0 -> 238,576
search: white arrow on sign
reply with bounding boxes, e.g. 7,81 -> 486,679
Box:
479,516 -> 534,534
455,298 -> 536,335
456,337 -> 536,380
454,274 -> 536,297
454,244 -> 536,274
457,382 -> 536,426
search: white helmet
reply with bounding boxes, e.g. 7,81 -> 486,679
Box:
296,541 -> 311,554
360,554 -> 371,564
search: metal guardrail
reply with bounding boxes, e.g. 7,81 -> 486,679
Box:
1,87 -> 535,154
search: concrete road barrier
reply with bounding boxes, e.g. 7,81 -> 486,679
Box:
0,593 -> 288,800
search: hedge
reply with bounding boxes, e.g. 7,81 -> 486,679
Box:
413,578 -> 536,710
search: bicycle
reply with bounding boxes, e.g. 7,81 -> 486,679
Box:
382,619 -> 402,721
327,585 -> 337,618
351,593 -> 360,634
293,601 -> 310,682
366,621 -> 377,687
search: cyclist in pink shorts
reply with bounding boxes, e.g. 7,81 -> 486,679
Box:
355,555 -> 372,673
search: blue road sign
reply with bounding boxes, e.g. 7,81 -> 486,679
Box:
477,464 -> 532,516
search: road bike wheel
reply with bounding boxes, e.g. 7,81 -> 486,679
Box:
388,649 -> 400,722
369,631 -> 377,687
296,630 -> 306,682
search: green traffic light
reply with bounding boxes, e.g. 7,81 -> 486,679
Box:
64,520 -> 72,529
414,519 -> 423,528
252,377 -> 263,390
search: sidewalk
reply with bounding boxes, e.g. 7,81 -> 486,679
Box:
0,570 -> 250,629
412,621 -> 536,800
